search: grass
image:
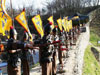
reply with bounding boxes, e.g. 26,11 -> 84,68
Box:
30,62 -> 39,70
90,27 -> 100,46
83,45 -> 100,75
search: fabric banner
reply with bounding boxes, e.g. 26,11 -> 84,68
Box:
15,10 -> 33,41
72,16 -> 79,20
15,10 -> 29,32
62,19 -> 66,31
47,16 -> 55,30
0,0 -> 12,35
67,20 -> 72,30
0,17 -> 5,35
57,18 -> 62,31
32,15 -> 44,37
65,20 -> 69,32
1,0 -> 12,31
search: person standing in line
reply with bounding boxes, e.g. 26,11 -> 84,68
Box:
7,26 -> 33,75
39,23 -> 53,75
21,31 -> 30,75
52,27 -> 58,75
7,26 -> 21,75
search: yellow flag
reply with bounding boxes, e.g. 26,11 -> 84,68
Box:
32,15 -> 44,37
67,20 -> 72,30
0,23 -> 2,34
70,20 -> 72,29
4,18 -> 12,31
57,18 -> 62,31
72,16 -> 79,20
65,16 -> 68,20
0,18 -> 6,36
0,14 -> 12,32
47,16 -> 55,29
15,10 -> 33,40
0,0 -> 12,35
64,16 -> 70,32
0,18 -> 4,35
1,0 -> 12,31
15,11 -> 29,32
0,1 -> 5,35
62,19 -> 66,31
0,18 -> 11,36
65,20 -> 69,32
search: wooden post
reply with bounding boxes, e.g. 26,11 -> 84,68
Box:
10,0 -> 14,28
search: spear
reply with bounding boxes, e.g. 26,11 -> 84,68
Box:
10,0 -> 15,28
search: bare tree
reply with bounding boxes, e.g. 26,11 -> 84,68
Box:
45,0 -> 100,16
25,5 -> 34,16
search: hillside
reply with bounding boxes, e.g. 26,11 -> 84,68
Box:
30,7 -> 100,75
89,8 -> 100,46
90,8 -> 100,37
83,7 -> 100,75
83,45 -> 100,75
30,21 -> 90,75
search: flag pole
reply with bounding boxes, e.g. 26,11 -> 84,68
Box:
10,0 -> 14,28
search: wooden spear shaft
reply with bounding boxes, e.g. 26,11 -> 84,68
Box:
10,0 -> 14,28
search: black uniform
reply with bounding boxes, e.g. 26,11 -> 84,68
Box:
21,41 -> 30,75
38,34 -> 54,75
7,38 -> 24,75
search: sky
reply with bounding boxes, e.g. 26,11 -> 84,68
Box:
5,0 -> 52,9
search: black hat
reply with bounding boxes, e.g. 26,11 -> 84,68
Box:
53,25 -> 58,33
44,22 -> 52,35
53,28 -> 56,33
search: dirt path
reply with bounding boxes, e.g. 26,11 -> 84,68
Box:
74,23 -> 90,75
30,23 -> 90,75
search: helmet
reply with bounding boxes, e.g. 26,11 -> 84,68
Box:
44,22 -> 52,35
10,26 -> 17,38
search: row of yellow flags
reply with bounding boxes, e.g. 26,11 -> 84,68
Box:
32,15 -> 73,38
16,12 -> 73,38
0,0 -> 12,36
0,0 -> 74,39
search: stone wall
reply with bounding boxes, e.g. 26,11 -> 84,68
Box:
91,47 -> 100,62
